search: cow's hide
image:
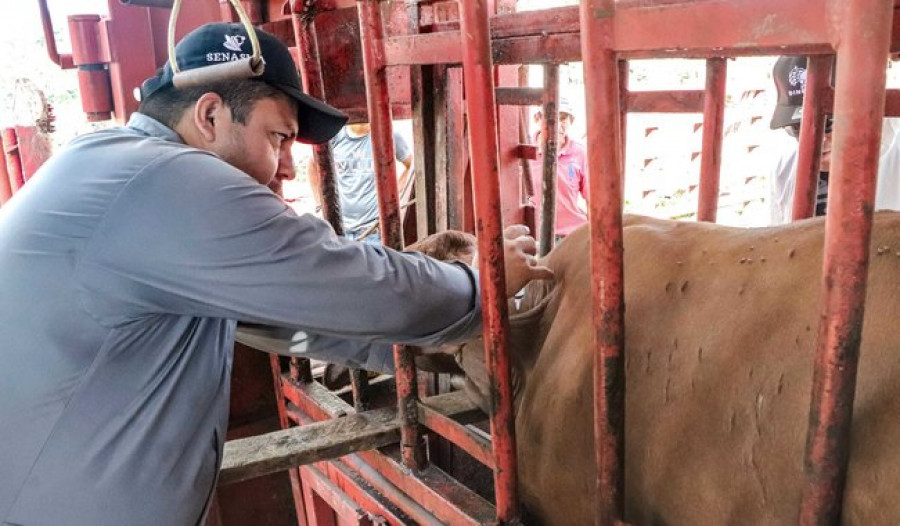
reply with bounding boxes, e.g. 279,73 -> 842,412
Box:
419,213 -> 900,525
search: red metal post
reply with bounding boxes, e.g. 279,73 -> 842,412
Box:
580,1 -> 626,524
356,0 -> 402,248
36,0 -> 75,69
269,356 -> 310,526
792,55 -> 831,221
0,142 -> 11,204
458,0 -> 520,521
291,3 -> 344,234
539,64 -> 560,256
618,59 -> 628,179
2,129 -> 26,195
697,58 -> 726,222
356,0 -> 424,470
290,2 -> 339,392
799,1 -> 893,524
68,14 -> 113,122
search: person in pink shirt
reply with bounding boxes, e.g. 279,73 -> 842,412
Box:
531,98 -> 589,240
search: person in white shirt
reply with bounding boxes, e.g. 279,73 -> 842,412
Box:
767,56 -> 900,225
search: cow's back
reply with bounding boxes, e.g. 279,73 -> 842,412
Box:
514,213 -> 900,525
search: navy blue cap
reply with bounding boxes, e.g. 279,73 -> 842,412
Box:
771,56 -> 807,130
140,23 -> 347,144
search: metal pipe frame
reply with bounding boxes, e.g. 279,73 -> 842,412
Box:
0,140 -> 11,204
792,55 -> 832,221
579,1 -> 627,524
618,59 -> 629,179
697,58 -> 727,222
36,0 -> 75,69
2,129 -> 26,195
291,1 -> 377,414
458,0 -> 520,521
799,0 -> 893,523
268,357 -> 309,524
356,0 -> 425,471
291,3 -> 344,235
539,64 -> 560,257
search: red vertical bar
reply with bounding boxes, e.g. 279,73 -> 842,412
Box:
792,55 -> 831,222
618,59 -> 628,182
799,1 -> 892,524
0,138 -> 11,204
291,4 -> 344,235
268,355 -> 310,526
580,1 -> 626,525
697,58 -> 726,223
2,128 -> 26,195
357,0 -> 423,470
539,65 -> 560,257
291,2 -> 336,390
356,0 -> 402,249
458,0 -> 519,522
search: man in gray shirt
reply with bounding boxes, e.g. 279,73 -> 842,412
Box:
0,23 -> 551,526
309,122 -> 413,242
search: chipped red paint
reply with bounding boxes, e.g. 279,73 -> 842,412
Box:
356,0 -> 403,249
799,1 -> 893,523
356,0 -> 422,472
2,129 -> 26,195
292,4 -> 344,234
539,64 -> 560,257
580,1 -> 626,525
458,0 -> 519,521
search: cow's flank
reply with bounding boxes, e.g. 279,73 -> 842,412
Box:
434,213 -> 900,525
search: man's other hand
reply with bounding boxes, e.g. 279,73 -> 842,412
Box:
499,225 -> 554,297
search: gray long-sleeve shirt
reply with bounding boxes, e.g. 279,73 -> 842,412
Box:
0,114 -> 482,526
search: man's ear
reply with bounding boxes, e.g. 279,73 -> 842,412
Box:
192,92 -> 230,143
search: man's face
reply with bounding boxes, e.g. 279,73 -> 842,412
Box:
217,96 -> 299,187
558,112 -> 574,145
787,116 -> 833,172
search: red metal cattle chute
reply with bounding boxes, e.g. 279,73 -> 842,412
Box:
31,0 -> 900,524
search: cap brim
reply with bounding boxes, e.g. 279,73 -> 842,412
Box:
277,84 -> 348,144
770,104 -> 802,129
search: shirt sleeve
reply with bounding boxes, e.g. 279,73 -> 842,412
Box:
76,149 -> 482,369
393,132 -> 412,162
768,146 -> 798,226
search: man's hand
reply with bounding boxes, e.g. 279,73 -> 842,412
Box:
501,225 -> 554,296
471,225 -> 554,297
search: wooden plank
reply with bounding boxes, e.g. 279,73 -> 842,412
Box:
220,407 -> 399,485
419,390 -> 486,424
495,87 -> 544,107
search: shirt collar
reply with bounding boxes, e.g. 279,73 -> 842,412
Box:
127,113 -> 184,144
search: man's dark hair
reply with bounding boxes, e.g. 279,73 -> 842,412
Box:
138,79 -> 288,129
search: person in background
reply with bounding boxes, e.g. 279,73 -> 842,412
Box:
530,97 -> 589,240
768,55 -> 900,224
308,122 -> 412,243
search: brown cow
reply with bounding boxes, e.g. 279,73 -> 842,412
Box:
417,212 -> 900,525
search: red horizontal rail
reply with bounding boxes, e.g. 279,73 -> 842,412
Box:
300,464 -> 372,524
281,378 -> 495,525
387,1 -> 842,67
418,403 -> 495,469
